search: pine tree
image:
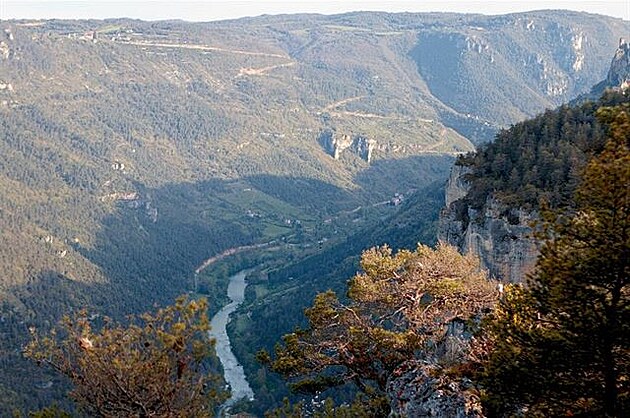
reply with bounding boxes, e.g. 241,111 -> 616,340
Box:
260,243 -> 498,414
482,104 -> 630,416
25,296 -> 227,417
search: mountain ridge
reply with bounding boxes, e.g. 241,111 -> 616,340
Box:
0,10 -> 628,413
438,43 -> 630,282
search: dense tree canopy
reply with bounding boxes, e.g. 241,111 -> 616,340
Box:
482,103 -> 630,416
458,91 -> 630,211
260,243 -> 498,414
25,297 -> 226,417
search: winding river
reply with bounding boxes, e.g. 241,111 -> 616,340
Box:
208,270 -> 255,408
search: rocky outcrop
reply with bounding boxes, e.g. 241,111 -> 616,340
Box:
582,38 -> 630,100
438,166 -> 538,283
387,320 -> 484,417
0,41 -> 9,60
318,129 -> 375,163
444,165 -> 470,208
100,191 -> 158,223
606,38 -> 630,88
387,362 -> 484,418
350,135 -> 374,163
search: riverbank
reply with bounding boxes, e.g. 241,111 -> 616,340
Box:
208,269 -> 255,410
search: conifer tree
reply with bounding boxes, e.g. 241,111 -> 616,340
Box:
260,243 -> 497,414
482,104 -> 630,416
25,296 -> 226,417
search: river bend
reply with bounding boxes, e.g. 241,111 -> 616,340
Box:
208,270 -> 255,407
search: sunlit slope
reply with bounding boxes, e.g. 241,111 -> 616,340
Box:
0,11 -> 627,412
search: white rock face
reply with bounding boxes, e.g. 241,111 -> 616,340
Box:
606,38 -> 630,86
438,166 -> 539,283
0,41 -> 9,59
319,129 -> 375,163
572,32 -> 586,72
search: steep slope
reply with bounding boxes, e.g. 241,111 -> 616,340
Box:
0,11 -> 627,413
412,12 -> 623,133
438,43 -> 630,282
588,37 -> 630,98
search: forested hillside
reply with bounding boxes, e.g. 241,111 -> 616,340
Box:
0,11 -> 628,413
260,100 -> 629,415
459,93 -> 620,211
438,41 -> 630,284
444,89 -> 629,238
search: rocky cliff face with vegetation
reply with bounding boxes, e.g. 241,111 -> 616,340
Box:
0,11 -> 628,414
318,129 -> 376,162
387,360 -> 484,417
607,39 -> 630,86
438,167 -> 539,282
439,43 -> 630,283
586,37 -> 630,99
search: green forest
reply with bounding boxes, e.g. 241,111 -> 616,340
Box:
0,11 -> 629,417
26,97 -> 629,416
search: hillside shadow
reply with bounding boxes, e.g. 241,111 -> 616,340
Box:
245,174 -> 357,213
408,35 -> 499,144
1,270 -> 116,415
72,175 -> 354,314
354,154 -> 455,198
3,160 -> 450,414
4,154 -> 449,332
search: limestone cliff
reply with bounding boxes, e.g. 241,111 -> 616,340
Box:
584,38 -> 630,99
606,38 -> 630,87
350,135 -> 374,163
387,361 -> 483,417
438,165 -> 538,283
318,129 -> 375,163
386,319 -> 484,417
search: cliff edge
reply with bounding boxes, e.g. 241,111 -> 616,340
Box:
438,43 -> 630,283
438,166 -> 538,282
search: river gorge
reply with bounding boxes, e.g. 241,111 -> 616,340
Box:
208,270 -> 255,409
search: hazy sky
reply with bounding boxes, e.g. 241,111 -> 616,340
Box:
1,1 -> 628,22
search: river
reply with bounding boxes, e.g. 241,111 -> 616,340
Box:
208,270 -> 255,409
